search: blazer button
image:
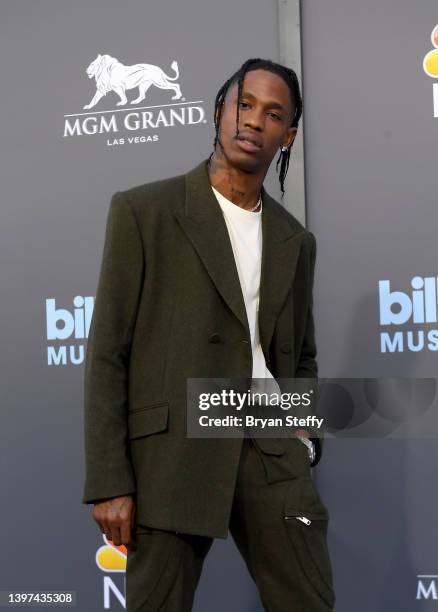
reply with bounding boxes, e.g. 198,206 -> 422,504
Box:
281,342 -> 292,354
209,333 -> 221,344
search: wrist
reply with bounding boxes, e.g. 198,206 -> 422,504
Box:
296,435 -> 315,464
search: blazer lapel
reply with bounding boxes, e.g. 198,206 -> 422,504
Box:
258,188 -> 305,359
174,159 -> 250,338
174,158 -> 305,357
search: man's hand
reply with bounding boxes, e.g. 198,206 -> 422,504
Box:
294,428 -> 310,439
92,495 -> 137,551
294,429 -> 316,465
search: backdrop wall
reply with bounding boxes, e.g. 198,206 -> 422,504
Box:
1,1 -> 437,611
301,2 -> 438,610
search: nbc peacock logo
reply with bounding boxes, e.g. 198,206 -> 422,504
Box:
95,534 -> 127,608
422,24 -> 438,116
95,534 -> 127,572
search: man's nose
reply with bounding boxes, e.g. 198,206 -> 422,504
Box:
243,108 -> 264,131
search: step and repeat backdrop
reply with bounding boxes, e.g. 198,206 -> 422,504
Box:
1,2 -> 285,611
301,1 -> 438,610
1,1 -> 437,611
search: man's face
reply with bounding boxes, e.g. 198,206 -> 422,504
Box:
214,69 -> 298,172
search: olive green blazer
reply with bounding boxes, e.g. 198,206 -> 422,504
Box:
82,157 -> 321,538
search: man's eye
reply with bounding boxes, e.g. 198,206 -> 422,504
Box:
239,101 -> 250,108
269,112 -> 281,120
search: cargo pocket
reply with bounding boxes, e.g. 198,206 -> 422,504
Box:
250,436 -> 297,484
251,436 -> 309,483
128,402 -> 169,440
283,476 -> 335,608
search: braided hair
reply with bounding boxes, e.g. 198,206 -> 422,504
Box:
209,58 -> 303,198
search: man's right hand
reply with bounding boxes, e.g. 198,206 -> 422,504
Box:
92,495 -> 137,551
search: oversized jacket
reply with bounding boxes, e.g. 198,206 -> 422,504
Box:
82,157 -> 322,538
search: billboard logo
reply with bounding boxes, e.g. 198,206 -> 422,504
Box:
422,25 -> 438,117
45,296 -> 94,365
378,277 -> 438,353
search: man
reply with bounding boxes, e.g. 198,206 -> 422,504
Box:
82,58 -> 335,611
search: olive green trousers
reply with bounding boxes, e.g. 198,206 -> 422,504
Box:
125,437 -> 335,611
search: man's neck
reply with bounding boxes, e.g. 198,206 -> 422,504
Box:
207,152 -> 266,211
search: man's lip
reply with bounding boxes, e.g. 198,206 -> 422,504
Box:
236,136 -> 263,153
237,135 -> 262,148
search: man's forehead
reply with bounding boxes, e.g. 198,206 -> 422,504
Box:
227,72 -> 292,112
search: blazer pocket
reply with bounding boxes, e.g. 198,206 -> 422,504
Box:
128,402 -> 169,440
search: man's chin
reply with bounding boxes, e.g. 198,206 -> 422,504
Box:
225,150 -> 263,173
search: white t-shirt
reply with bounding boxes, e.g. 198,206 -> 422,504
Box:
211,185 -> 281,398
211,185 -> 313,459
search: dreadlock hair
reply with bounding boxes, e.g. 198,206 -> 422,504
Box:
209,58 -> 303,199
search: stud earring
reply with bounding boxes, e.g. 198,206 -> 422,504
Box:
281,146 -> 288,152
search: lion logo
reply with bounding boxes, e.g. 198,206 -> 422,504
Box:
83,54 -> 183,110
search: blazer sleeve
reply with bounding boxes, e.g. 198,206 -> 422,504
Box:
82,191 -> 145,504
295,231 -> 323,467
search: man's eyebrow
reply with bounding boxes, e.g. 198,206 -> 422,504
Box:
240,90 -> 287,112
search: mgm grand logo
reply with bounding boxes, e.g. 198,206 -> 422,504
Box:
63,54 -> 206,141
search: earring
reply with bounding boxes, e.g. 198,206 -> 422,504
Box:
281,146 -> 288,152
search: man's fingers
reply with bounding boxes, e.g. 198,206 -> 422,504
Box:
95,518 -> 111,539
108,526 -> 122,546
101,522 -> 113,540
91,496 -> 136,547
128,507 -> 137,551
120,520 -> 136,551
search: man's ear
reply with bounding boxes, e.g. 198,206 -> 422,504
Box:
283,126 -> 298,149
